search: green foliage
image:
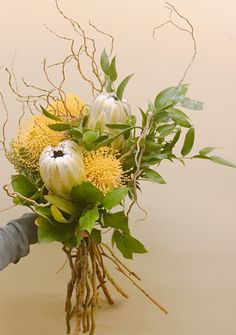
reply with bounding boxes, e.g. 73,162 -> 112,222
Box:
41,105 -> 61,122
157,123 -> 176,137
154,84 -> 189,110
106,124 -> 131,130
100,49 -> 110,75
112,230 -> 147,259
145,141 -> 164,152
207,156 -> 236,167
163,128 -> 181,153
71,182 -> 103,207
103,211 -> 129,233
116,74 -> 134,100
79,205 -> 99,234
194,155 -> 236,168
48,123 -> 71,131
141,168 -> 166,184
181,127 -> 195,156
102,187 -> 129,210
170,111 -> 191,128
69,126 -> 83,139
112,230 -> 132,259
51,205 -> 70,223
44,195 -> 81,217
83,130 -> 100,144
11,175 -> 37,198
109,56 -> 118,81
90,228 -> 102,244
176,96 -> 203,110
37,216 -> 75,245
154,84 -> 203,112
199,147 -> 218,155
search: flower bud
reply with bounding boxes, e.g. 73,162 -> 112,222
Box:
39,140 -> 85,198
87,93 -> 131,149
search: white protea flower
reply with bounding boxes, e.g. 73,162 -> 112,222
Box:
87,93 -> 131,149
39,140 -> 85,198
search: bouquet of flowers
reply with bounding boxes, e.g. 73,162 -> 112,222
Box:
1,2 -> 235,335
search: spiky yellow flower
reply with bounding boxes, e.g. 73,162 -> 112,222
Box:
8,93 -> 87,173
84,147 -> 124,194
47,93 -> 87,120
8,115 -> 67,172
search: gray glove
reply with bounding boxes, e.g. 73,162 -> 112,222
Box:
0,213 -> 38,271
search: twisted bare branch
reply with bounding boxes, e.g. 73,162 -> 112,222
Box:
153,2 -> 197,85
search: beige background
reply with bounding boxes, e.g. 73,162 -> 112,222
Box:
0,0 -> 236,334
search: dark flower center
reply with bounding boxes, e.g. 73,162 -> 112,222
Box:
53,150 -> 64,158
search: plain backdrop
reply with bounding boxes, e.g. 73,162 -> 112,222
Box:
0,1 -> 236,334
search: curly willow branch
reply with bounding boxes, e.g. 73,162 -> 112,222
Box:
153,2 -> 197,85
54,0 -> 110,96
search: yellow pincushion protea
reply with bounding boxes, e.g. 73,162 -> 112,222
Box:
8,115 -> 67,172
47,93 -> 88,120
8,93 -> 87,173
84,147 -> 124,194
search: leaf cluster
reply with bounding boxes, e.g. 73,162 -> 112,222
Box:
11,175 -> 147,259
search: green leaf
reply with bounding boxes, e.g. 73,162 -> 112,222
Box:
100,49 -> 110,75
116,74 -> 134,100
208,156 -> 236,168
105,76 -> 113,93
48,123 -> 71,131
71,182 -> 103,206
181,127 -> 195,156
79,206 -> 99,234
199,147 -> 218,155
93,134 -> 109,143
35,206 -> 51,218
103,211 -> 129,233
164,128 -> 181,152
37,216 -> 74,244
106,123 -> 130,130
145,140 -> 164,152
102,187 -> 129,210
169,107 -> 191,127
141,155 -> 161,165
83,130 -> 99,143
35,206 -> 54,224
154,84 -> 189,110
154,111 -> 171,123
109,56 -> 117,81
129,115 -> 136,126
112,230 -> 133,259
171,115 -> 191,128
41,105 -> 61,122
177,97 -> 203,110
139,107 -> 147,127
36,216 -> 58,243
90,228 -> 102,244
169,107 -> 190,120
157,123 -> 176,137
155,87 -> 177,109
11,175 -> 37,198
70,127 -> 83,139
122,234 -> 147,254
51,205 -> 70,223
44,195 -> 80,217
141,168 -> 166,184
192,154 -> 211,160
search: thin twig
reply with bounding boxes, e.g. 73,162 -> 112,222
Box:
153,2 -> 197,85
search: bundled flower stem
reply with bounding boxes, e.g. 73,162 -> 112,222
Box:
63,239 -> 168,335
